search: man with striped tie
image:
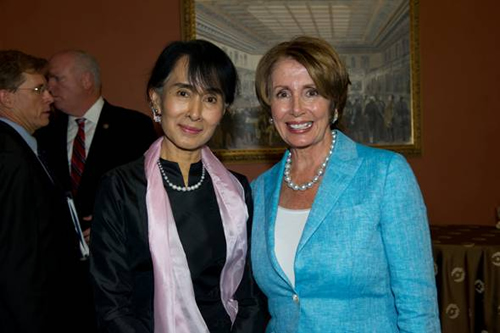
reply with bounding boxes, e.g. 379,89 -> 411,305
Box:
36,50 -> 156,332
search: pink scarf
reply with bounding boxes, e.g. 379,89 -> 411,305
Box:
144,137 -> 248,333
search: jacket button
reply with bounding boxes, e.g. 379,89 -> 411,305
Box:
292,294 -> 299,303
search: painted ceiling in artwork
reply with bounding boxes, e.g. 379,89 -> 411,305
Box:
195,0 -> 409,54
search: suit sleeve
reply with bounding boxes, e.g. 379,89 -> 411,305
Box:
89,172 -> 150,333
0,144 -> 80,332
231,174 -> 270,333
379,154 -> 441,332
0,150 -> 47,332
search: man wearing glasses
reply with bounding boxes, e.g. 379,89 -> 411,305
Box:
0,50 -> 80,332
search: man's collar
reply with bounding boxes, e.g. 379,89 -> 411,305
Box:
69,96 -> 104,123
0,117 -> 38,153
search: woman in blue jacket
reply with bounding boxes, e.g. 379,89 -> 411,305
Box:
251,36 -> 440,333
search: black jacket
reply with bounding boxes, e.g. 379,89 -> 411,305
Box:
0,121 -> 80,332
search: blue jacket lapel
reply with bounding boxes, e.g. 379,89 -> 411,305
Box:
297,132 -> 363,253
263,155 -> 292,284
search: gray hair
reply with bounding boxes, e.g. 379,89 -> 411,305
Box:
71,50 -> 102,90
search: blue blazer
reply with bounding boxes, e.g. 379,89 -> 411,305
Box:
251,131 -> 440,333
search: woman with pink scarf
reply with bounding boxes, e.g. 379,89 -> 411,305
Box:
89,40 -> 268,333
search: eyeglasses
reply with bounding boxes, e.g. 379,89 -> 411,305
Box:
16,84 -> 49,95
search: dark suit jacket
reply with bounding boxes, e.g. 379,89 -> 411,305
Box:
0,121 -> 80,333
36,101 -> 157,227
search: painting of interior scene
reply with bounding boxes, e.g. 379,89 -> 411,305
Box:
191,0 -> 413,150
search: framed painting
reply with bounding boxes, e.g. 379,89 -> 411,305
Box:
181,0 -> 422,163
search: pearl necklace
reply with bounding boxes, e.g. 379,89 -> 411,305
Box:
284,130 -> 337,191
157,160 -> 206,192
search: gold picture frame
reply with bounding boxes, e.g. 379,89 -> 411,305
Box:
181,0 -> 422,163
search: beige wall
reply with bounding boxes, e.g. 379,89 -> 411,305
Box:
1,0 -> 499,225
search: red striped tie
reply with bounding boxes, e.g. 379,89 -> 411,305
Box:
71,118 -> 86,196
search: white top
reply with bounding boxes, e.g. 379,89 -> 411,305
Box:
274,206 -> 310,287
66,97 -> 104,171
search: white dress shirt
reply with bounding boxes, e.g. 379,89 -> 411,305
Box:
66,97 -> 104,172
